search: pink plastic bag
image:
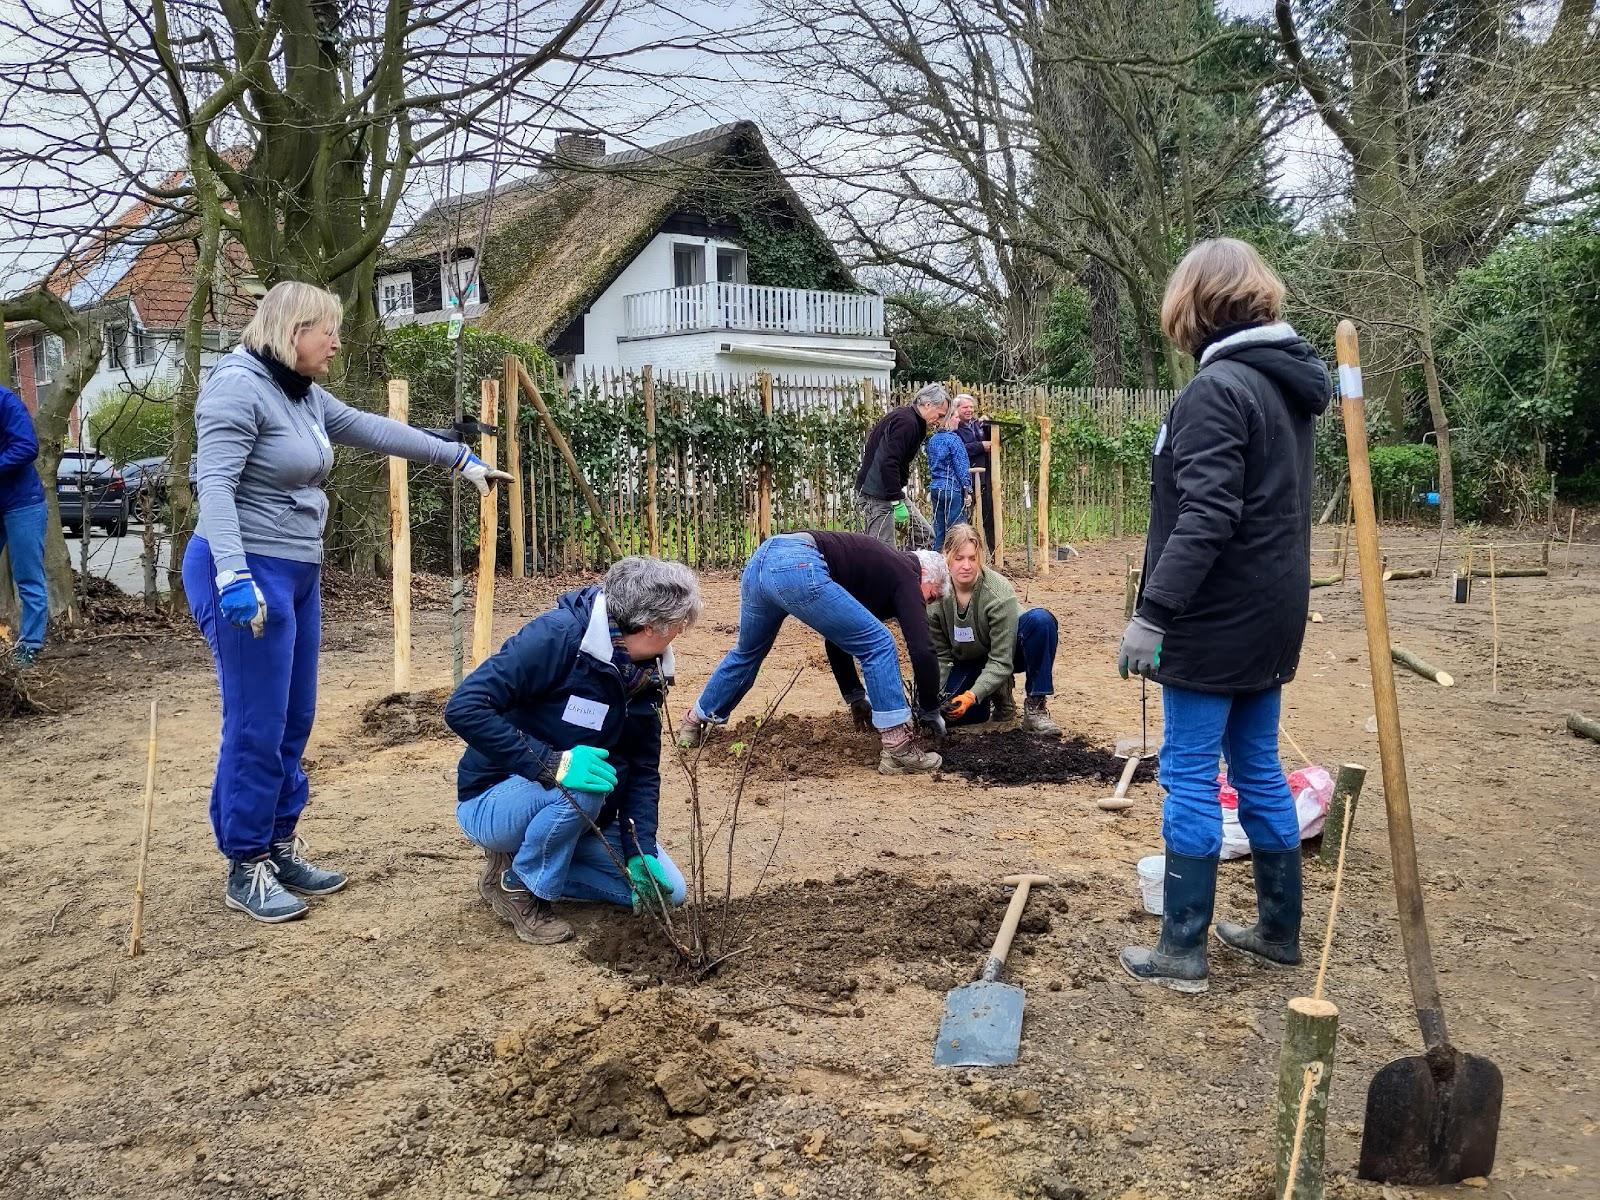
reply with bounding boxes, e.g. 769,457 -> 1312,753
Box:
1217,765 -> 1334,859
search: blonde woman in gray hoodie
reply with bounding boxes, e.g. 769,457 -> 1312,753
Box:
184,282 -> 511,923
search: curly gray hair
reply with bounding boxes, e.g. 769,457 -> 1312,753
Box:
603,556 -> 703,633
912,549 -> 952,598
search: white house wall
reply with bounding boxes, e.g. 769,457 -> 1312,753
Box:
573,232 -> 691,373
79,334 -> 227,448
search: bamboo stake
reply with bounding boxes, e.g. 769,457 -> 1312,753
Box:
504,356 -> 524,578
1489,546 -> 1499,694
471,379 -> 498,668
129,698 -> 158,957
991,425 -> 1005,569
1390,644 -> 1454,687
1036,414 -> 1052,573
643,365 -> 659,556
1339,496 -> 1352,580
1565,508 -> 1576,574
1320,763 -> 1368,865
386,380 -> 411,693
515,359 -> 622,560
757,371 -> 774,543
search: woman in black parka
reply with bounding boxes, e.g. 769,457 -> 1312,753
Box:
1117,238 -> 1331,993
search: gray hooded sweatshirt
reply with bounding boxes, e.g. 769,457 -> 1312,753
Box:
195,347 -> 461,576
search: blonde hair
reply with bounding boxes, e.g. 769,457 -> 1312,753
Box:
240,281 -> 343,367
941,521 -> 983,559
1160,238 -> 1285,357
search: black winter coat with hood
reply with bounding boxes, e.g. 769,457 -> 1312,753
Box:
1136,322 -> 1331,694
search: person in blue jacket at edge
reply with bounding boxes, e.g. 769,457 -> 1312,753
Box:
1117,237 -> 1331,994
0,381 -> 48,668
445,556 -> 703,946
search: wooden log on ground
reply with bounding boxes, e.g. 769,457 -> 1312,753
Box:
515,359 -> 622,560
1390,644 -> 1454,687
1310,574 -> 1342,589
1319,763 -> 1368,865
1381,566 -> 1433,581
1567,712 -> 1600,743
1469,566 -> 1548,579
472,379 -> 498,668
1275,998 -> 1338,1200
387,380 -> 412,693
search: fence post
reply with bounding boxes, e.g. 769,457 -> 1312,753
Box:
644,365 -> 660,556
861,377 -> 876,409
472,378 -> 498,668
387,380 -> 411,693
991,425 -> 1005,569
504,355 -> 524,578
1037,414 -> 1052,575
758,371 -> 774,543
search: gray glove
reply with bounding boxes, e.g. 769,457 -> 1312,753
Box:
1118,616 -> 1164,679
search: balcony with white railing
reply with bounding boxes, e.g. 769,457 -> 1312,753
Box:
622,283 -> 885,339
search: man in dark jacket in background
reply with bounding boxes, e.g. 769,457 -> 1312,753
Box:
1117,238 -> 1331,995
0,383 -> 47,667
855,383 -> 950,547
445,557 -> 702,946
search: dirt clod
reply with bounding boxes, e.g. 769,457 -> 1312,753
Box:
360,688 -> 452,745
939,731 -> 1159,787
720,712 -> 879,779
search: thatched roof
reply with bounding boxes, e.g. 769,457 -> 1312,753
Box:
385,122 -> 855,347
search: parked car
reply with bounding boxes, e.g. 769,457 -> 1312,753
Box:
57,451 -> 130,537
120,456 -> 170,517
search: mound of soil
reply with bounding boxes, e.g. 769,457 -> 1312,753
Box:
583,868 -> 1066,987
939,730 -> 1159,787
360,688 -> 452,745
477,989 -> 760,1144
716,712 -> 879,779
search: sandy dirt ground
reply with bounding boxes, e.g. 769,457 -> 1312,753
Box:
1,533 -> 1596,1200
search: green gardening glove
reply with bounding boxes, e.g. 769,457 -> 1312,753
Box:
893,500 -> 909,525
553,745 -> 617,793
627,854 -> 674,913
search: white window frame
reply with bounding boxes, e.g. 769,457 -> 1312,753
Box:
716,247 -> 748,285
133,328 -> 154,367
446,257 -> 480,308
379,271 -> 415,317
673,242 -> 705,288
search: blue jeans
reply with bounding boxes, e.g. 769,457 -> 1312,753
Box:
930,488 -> 966,552
945,607 -> 1057,724
0,500 -> 48,649
456,775 -> 687,906
693,535 -> 911,730
184,536 -> 321,860
1160,684 -> 1300,858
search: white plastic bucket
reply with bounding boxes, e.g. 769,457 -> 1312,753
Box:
1137,855 -> 1164,915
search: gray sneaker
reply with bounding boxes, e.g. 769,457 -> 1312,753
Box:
269,837 -> 348,896
878,728 -> 942,775
226,857 -> 309,924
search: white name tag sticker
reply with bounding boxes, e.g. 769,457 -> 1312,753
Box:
561,695 -> 609,730
953,625 -> 976,643
1153,424 -> 1168,456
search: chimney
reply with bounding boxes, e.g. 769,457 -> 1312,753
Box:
552,132 -> 605,165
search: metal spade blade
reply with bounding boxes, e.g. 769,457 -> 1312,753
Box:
934,980 -> 1025,1068
1359,1045 -> 1503,1184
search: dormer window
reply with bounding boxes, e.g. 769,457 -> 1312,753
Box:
716,248 -> 748,284
447,256 -> 481,307
379,271 -> 415,317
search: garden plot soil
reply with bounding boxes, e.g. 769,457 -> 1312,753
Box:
717,711 -> 882,778
360,687 -> 453,746
940,730 -> 1159,787
581,867 -> 1069,987
2,537 -> 1597,1200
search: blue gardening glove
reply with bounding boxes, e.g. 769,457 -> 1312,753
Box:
892,500 -> 909,524
1118,616 -> 1164,679
451,445 -> 514,496
627,854 -> 674,913
553,745 -> 617,793
217,571 -> 266,633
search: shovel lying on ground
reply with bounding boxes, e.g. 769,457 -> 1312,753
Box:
934,873 -> 1051,1067
1100,678 -> 1152,812
1339,322 -> 1503,1184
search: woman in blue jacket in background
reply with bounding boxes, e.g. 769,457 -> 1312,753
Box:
445,556 -> 702,946
0,382 -> 48,667
925,409 -> 971,552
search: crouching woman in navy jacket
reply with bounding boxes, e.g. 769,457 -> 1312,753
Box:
444,557 -> 702,946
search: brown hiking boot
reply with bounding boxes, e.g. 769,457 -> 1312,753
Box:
478,849 -> 515,915
991,678 -> 1018,722
506,892 -> 573,945
878,724 -> 942,775
1021,696 -> 1062,736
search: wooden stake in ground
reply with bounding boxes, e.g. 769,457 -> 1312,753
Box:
387,380 -> 412,694
644,365 -> 660,556
990,426 -> 1005,568
1036,415 -> 1052,574
757,372 -> 774,543
471,379 -> 498,667
1320,763 -> 1368,866
1390,645 -> 1454,687
1565,508 -> 1576,574
128,698 -> 158,958
1488,547 -> 1499,694
515,359 -> 622,560
1123,554 -> 1137,619
969,467 -> 987,554
1567,712 -> 1600,743
504,356 -> 524,578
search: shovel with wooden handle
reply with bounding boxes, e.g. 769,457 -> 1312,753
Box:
934,873 -> 1051,1067
1338,322 -> 1503,1184
1101,679 -> 1151,812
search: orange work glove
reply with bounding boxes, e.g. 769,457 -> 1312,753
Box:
942,691 -> 978,719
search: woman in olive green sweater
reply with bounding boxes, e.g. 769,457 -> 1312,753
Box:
927,523 -> 1062,735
